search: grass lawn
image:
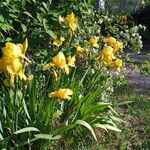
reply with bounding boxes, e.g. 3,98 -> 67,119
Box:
89,82 -> 150,150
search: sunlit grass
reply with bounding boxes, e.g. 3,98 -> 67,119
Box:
92,82 -> 150,149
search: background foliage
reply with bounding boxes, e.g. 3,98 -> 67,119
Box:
0,0 -> 146,52
0,0 -> 148,149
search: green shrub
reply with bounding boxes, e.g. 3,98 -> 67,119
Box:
0,0 -> 144,52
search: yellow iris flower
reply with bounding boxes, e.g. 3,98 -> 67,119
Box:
2,42 -> 22,58
43,51 -> 69,74
0,39 -> 30,86
53,70 -> 59,81
112,41 -> 123,53
119,15 -> 127,24
22,38 -> 28,54
75,45 -> 84,53
141,0 -> 145,6
17,70 -> 27,80
0,56 -> 20,73
67,56 -> 76,67
101,37 -> 124,71
111,59 -> 123,72
103,37 -> 123,53
53,37 -> 65,47
0,56 -> 26,78
103,37 -> 117,45
48,88 -> 73,101
89,36 -> 99,48
59,12 -> 77,31
115,59 -> 122,72
101,46 -> 116,65
2,39 -> 30,63
0,56 -> 27,85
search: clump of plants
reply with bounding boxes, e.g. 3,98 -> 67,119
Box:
0,0 -> 145,52
0,0 -> 145,149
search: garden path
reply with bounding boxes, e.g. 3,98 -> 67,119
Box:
124,45 -> 150,95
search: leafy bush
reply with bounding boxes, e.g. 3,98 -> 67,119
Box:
0,0 -> 144,52
105,0 -> 144,14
